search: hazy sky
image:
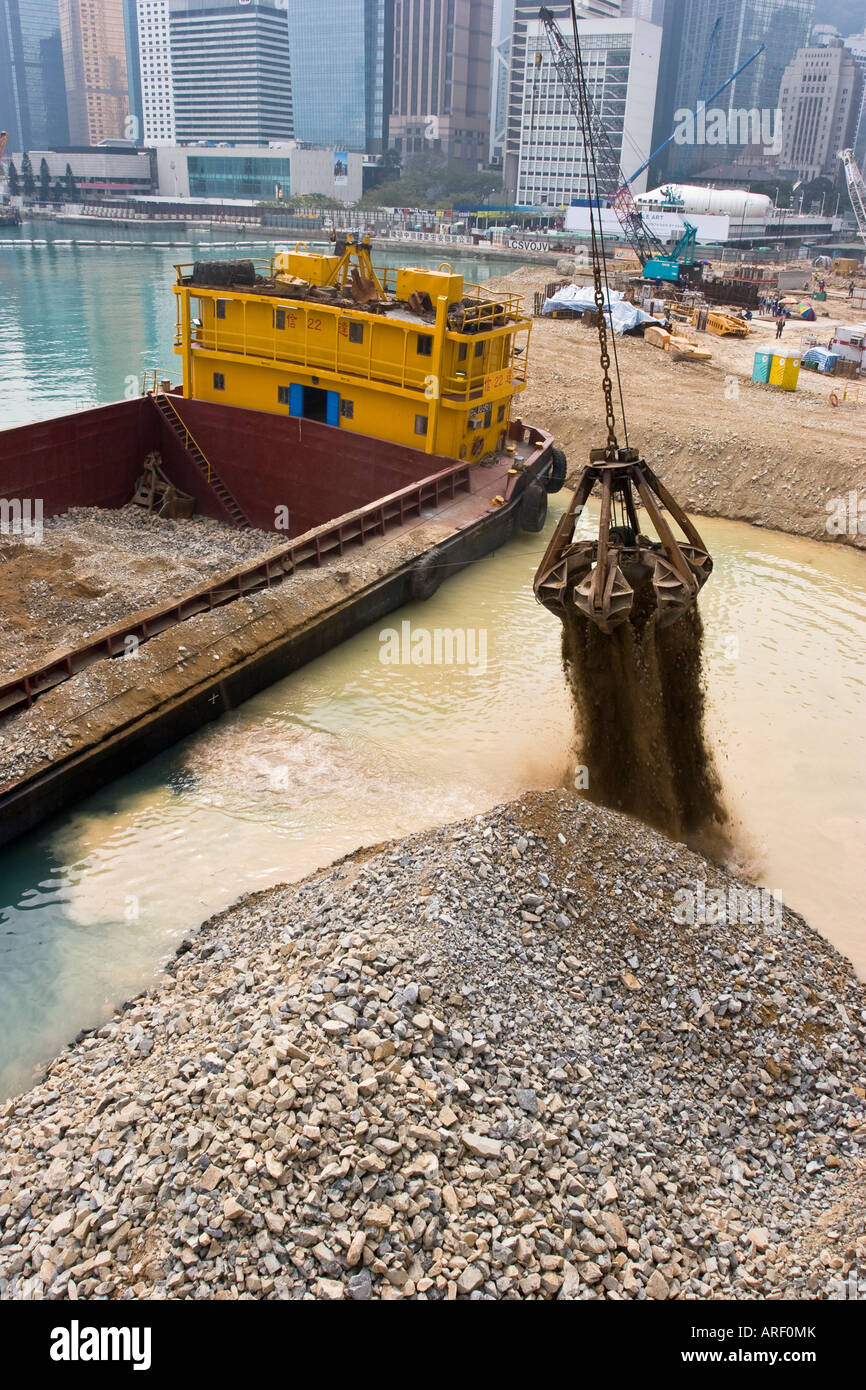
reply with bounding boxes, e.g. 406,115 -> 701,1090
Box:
811,0 -> 866,34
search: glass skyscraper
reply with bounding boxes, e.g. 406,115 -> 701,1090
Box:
0,0 -> 69,151
651,0 -> 815,182
287,0 -> 392,153
169,0 -> 292,145
59,0 -> 131,145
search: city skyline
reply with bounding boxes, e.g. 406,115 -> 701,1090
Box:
2,0 -> 866,209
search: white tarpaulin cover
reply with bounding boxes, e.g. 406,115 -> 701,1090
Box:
540,283 -> 662,335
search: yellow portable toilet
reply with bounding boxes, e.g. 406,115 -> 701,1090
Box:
769,354 -> 801,390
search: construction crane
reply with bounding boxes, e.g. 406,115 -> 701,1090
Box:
675,16 -> 722,184
538,8 -> 764,284
839,149 -> 866,248
533,3 -> 712,635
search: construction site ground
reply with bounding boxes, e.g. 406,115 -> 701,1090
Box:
484,265 -> 866,550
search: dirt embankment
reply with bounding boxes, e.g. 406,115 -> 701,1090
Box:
486,266 -> 866,549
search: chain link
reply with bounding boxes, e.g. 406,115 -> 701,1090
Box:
566,8 -> 620,461
589,224 -> 618,458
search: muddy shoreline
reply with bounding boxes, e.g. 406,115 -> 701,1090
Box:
484,266 -> 866,552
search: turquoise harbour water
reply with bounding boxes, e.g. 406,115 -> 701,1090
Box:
1,222 -> 865,1100
0,219 -> 527,428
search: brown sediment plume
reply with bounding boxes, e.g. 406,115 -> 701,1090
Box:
562,582 -> 729,857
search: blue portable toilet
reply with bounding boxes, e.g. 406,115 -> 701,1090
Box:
752,350 -> 773,383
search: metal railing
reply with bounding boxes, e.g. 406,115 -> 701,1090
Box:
174,259 -> 526,321
152,388 -> 216,483
0,457 -> 481,723
174,311 -> 531,403
173,261 -> 531,403
141,368 -> 178,395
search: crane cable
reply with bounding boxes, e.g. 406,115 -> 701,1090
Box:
568,0 -> 629,459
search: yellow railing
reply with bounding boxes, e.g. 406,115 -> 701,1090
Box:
174,261 -> 525,322
374,265 -> 525,320
141,368 -> 178,395
175,314 -> 531,403
154,388 -> 216,483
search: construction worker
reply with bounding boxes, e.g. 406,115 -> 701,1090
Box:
775,315 -> 785,339
849,282 -> 855,299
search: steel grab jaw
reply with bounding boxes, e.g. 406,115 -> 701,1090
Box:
533,456 -> 713,633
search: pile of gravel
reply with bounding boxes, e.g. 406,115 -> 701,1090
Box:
41,507 -> 280,567
0,790 -> 863,1301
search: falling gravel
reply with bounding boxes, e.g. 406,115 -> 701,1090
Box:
562,592 -> 729,855
0,790 -> 862,1301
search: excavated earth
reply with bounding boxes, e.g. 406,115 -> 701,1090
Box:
0,791 -> 863,1302
0,508 -> 283,679
485,265 -> 866,550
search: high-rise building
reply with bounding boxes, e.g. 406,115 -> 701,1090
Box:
168,0 -> 292,145
777,39 -> 862,182
621,0 -> 663,18
513,14 -> 661,206
649,0 -> 815,183
504,1 -> 622,200
123,0 -> 143,143
137,0 -> 176,144
59,0 -> 131,145
389,0 -> 494,164
287,0 -> 392,153
0,0 -> 69,151
489,0 -> 514,165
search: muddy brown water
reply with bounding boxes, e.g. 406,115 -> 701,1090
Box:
0,502 -> 864,1098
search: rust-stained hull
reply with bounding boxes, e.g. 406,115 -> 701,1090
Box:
1,394 -> 475,533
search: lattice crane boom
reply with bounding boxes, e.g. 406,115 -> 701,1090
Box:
840,149 -> 866,247
538,7 -> 666,264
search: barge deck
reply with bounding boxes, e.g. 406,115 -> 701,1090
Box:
0,407 -> 555,848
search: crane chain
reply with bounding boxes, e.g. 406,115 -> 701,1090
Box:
589,224 -> 618,458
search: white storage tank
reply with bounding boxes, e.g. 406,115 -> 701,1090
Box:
637,184 -> 773,220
